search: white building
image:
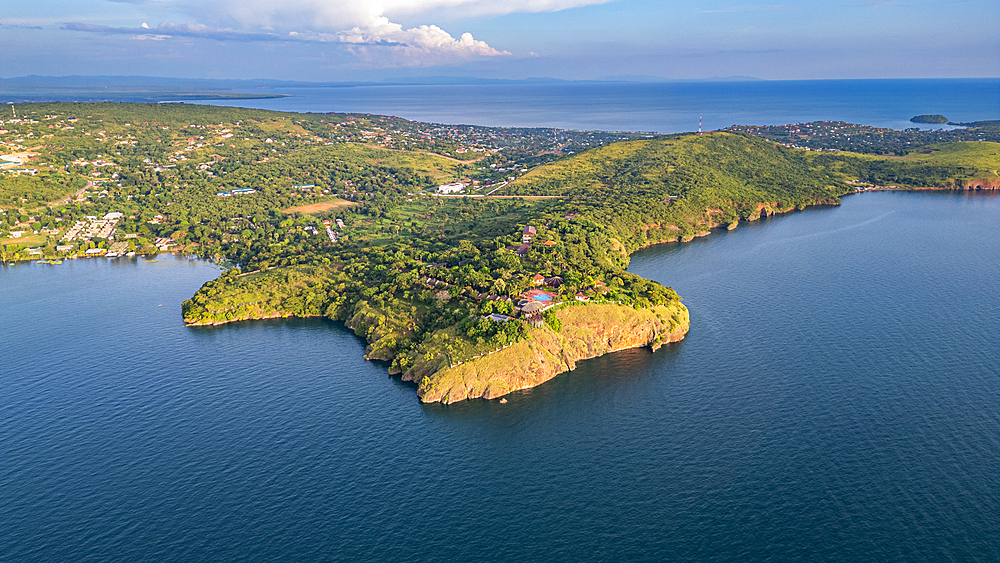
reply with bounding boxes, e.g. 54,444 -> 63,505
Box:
436,182 -> 466,194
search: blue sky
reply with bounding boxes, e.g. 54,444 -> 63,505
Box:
2,0 -> 997,80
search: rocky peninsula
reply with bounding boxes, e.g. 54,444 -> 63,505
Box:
407,302 -> 689,403
183,265 -> 690,404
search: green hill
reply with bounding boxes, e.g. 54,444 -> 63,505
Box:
7,102 -> 994,402
183,132 -> 998,402
911,114 -> 949,124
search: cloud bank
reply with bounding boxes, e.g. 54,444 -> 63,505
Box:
63,0 -> 609,66
186,0 -> 612,30
64,18 -> 509,66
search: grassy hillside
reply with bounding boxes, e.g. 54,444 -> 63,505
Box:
879,142 -> 999,177
10,102 -> 992,402
502,133 -> 852,249
182,133 -> 999,401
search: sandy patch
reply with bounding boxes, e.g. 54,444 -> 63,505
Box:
282,199 -> 356,214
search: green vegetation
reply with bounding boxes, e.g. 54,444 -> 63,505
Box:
911,115 -> 949,124
879,142 -> 1000,177
727,120 -> 1000,155
4,102 -> 998,402
415,301 -> 689,403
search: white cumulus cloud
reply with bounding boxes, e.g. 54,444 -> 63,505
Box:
185,0 -> 612,29
335,16 -> 509,66
167,0 -> 611,65
63,0 -> 611,66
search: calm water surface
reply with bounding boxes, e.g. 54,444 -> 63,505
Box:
2,192 -> 999,561
188,79 -> 1000,133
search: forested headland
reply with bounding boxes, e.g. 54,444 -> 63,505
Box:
3,102 -> 997,402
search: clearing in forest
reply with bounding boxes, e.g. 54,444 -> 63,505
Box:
282,198 -> 356,215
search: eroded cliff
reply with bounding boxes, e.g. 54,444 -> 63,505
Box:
409,302 -> 689,404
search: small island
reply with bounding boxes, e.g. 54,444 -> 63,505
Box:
911,114 -> 949,124
3,102 -> 999,402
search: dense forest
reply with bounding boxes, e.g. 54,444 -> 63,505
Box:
178,133 -> 996,380
3,102 -> 997,399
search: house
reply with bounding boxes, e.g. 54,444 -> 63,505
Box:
531,274 -> 545,286
514,243 -> 529,256
542,240 -> 556,247
518,301 -> 546,327
575,293 -> 591,302
522,225 -> 536,243
544,276 -> 564,288
103,212 -> 124,220
487,313 -> 511,322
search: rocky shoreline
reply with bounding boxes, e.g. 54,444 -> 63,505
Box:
407,302 -> 689,404
179,187 -> 988,403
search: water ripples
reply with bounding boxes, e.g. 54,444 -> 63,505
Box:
3,192 -> 999,562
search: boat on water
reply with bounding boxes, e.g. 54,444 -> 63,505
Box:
106,252 -> 120,258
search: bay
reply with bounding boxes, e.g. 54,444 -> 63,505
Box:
2,191 -> 999,561
187,78 -> 1000,133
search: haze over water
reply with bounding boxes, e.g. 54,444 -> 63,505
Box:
188,78 -> 1000,133
3,191 -> 998,561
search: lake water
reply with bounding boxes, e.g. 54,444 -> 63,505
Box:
3,191 -> 998,561
188,78 -> 1000,133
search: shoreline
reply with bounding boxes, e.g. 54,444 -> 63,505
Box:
11,187 -> 992,401
1,248 -> 204,266
410,302 -> 689,403
175,185 -> 990,403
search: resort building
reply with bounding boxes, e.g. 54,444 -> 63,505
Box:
436,182 -> 466,194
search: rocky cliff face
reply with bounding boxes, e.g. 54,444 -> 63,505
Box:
411,302 -> 689,404
953,178 -> 1000,190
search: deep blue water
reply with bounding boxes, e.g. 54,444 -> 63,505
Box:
187,78 -> 1000,133
2,191 -> 999,561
